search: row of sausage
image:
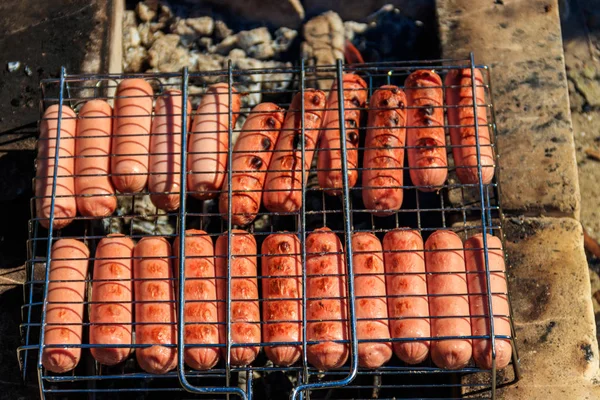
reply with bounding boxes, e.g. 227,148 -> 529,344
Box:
42,229 -> 511,374
36,68 -> 494,229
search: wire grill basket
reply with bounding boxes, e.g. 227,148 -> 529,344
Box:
19,53 -> 520,399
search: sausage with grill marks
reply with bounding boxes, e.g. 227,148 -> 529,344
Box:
306,227 -> 349,370
383,229 -> 430,364
187,83 -> 241,199
465,234 -> 512,370
111,79 -> 154,193
445,68 -> 494,184
90,234 -> 134,366
317,74 -> 367,195
216,230 -> 260,366
405,70 -> 448,191
36,105 -> 77,229
75,100 -> 117,217
42,239 -> 89,373
425,230 -> 472,370
261,233 -> 303,366
173,230 -> 219,370
219,103 -> 284,225
148,90 -> 192,211
351,232 -> 392,368
263,90 -> 327,213
362,86 -> 407,215
134,237 -> 177,374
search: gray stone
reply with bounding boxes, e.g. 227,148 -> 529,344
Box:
438,0 -> 581,218
148,34 -> 190,72
261,60 -> 294,92
136,1 -> 156,22
214,20 -> 233,41
138,22 -> 164,47
191,53 -> 225,83
123,46 -> 147,73
187,16 -> 214,37
237,27 -> 274,60
273,27 -> 298,53
301,11 -> 345,90
214,35 -> 238,55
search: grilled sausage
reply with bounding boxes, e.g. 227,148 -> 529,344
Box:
404,70 -> 448,191
317,74 -> 367,195
351,232 -> 392,368
445,68 -> 494,184
263,90 -> 327,213
261,233 -> 302,366
75,100 -> 117,217
383,230 -> 430,364
187,83 -> 241,199
306,227 -> 348,370
89,234 -> 134,366
173,230 -> 219,370
134,237 -> 177,374
215,230 -> 260,366
465,234 -> 512,370
362,86 -> 407,215
42,239 -> 89,373
425,230 -> 472,369
219,103 -> 284,225
148,90 -> 192,211
36,105 -> 77,229
111,79 -> 154,193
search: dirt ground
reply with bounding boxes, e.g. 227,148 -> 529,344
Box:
561,0 -> 600,346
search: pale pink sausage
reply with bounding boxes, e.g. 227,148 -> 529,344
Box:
173,230 -> 219,370
317,74 -> 367,195
383,230 -> 430,364
187,83 -> 241,200
36,105 -> 77,229
111,79 -> 153,193
465,234 -> 512,370
134,237 -> 177,374
404,70 -> 448,191
261,233 -> 302,366
89,234 -> 134,366
219,103 -> 285,225
75,100 -> 117,217
445,68 -> 494,184
262,90 -> 327,213
425,230 -> 472,370
306,227 -> 348,370
351,232 -> 392,369
215,230 -> 260,366
148,90 -> 191,211
42,239 -> 89,373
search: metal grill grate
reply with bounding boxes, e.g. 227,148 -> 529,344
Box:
19,53 -> 520,399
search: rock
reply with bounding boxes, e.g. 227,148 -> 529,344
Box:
344,21 -> 368,41
191,53 -> 225,83
186,17 -> 214,37
136,1 -> 156,22
158,3 -> 173,25
273,27 -> 297,53
123,10 -> 136,29
148,34 -> 190,72
261,60 -> 293,92
228,48 -> 247,60
198,0 -> 304,29
124,47 -> 147,72
214,20 -> 233,41
138,22 -> 164,47
569,68 -> 600,108
123,25 -> 141,50
214,35 -> 238,55
237,27 -> 274,60
170,18 -> 200,47
568,79 -> 586,112
301,11 -> 345,90
198,36 -> 213,51
231,57 -> 263,107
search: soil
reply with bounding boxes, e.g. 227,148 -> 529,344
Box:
0,0 -> 108,397
561,0 -> 600,350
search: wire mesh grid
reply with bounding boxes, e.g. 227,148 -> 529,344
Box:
19,53 -> 521,399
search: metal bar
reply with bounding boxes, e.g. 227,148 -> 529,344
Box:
226,58 -> 235,399
37,66 -> 68,400
469,52 -> 496,399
